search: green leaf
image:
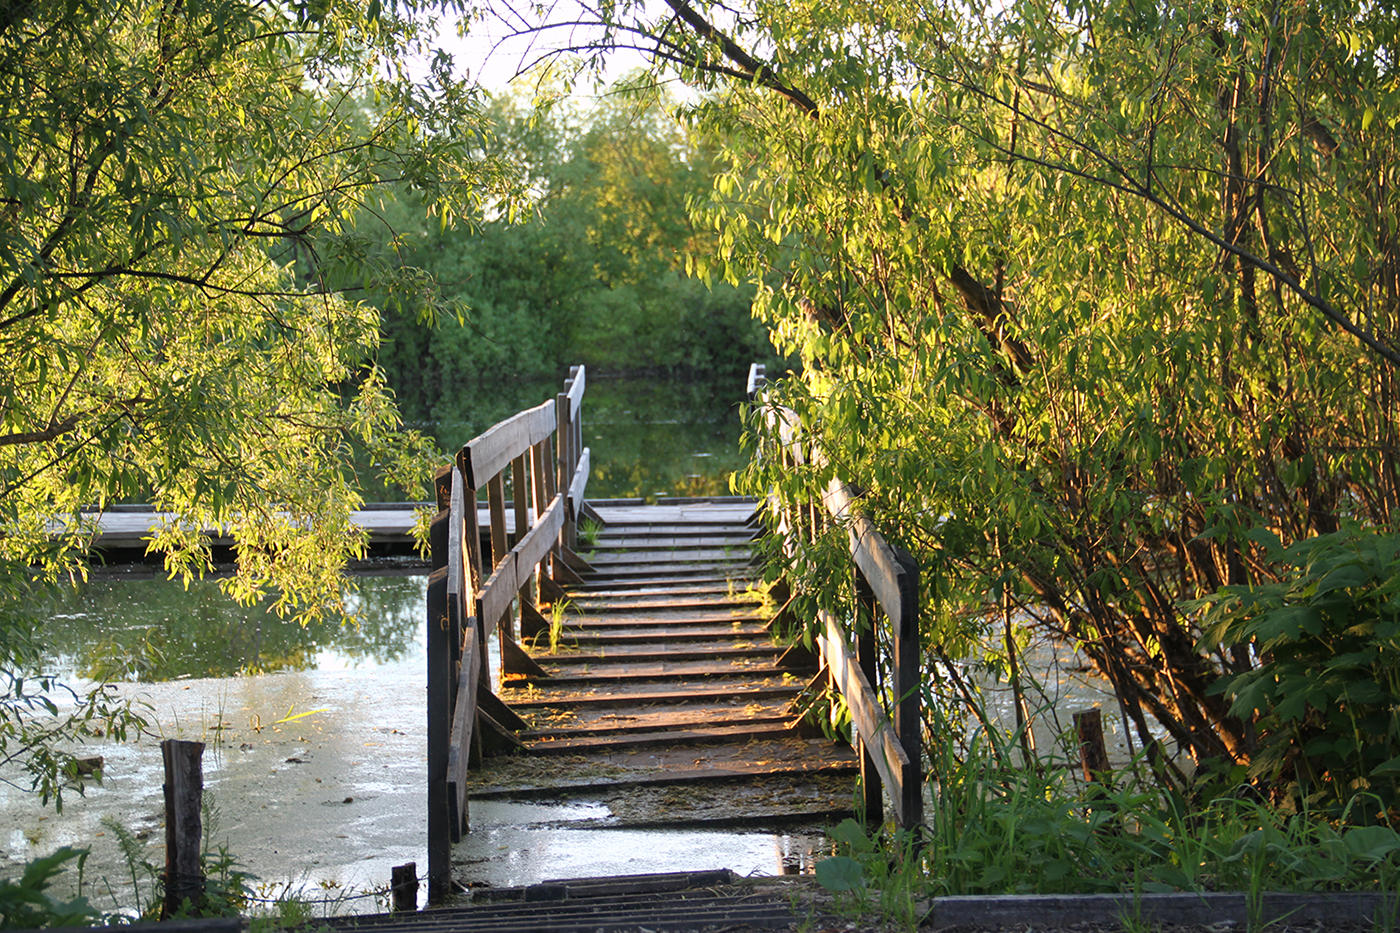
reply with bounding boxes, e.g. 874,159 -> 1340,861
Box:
1343,826 -> 1400,861
815,856 -> 865,892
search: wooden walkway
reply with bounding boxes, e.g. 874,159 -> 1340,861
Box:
467,499 -> 857,833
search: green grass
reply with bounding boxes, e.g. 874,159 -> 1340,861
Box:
815,734 -> 1400,931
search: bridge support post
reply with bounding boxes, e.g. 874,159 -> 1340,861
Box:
854,577 -> 884,827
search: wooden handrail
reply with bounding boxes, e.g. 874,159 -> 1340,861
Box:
426,366 -> 591,903
460,399 -> 556,488
746,362 -> 923,831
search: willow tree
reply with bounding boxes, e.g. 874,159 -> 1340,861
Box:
491,0 -> 1400,789
0,0 -> 502,803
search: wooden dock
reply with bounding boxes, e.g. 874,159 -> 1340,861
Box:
424,365 -> 921,901
468,499 -> 856,833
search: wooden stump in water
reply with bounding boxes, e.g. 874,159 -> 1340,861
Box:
161,739 -> 205,919
391,862 -> 418,912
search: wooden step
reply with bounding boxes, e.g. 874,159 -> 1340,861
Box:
559,627 -> 770,645
500,684 -> 802,710
593,534 -> 760,550
570,596 -> 763,613
526,721 -> 796,754
588,553 -> 754,570
523,665 -> 792,686
536,645 -> 781,666
572,582 -> 748,599
562,613 -> 772,627
522,710 -> 792,740
581,563 -> 756,581
573,573 -> 755,591
470,759 -> 857,799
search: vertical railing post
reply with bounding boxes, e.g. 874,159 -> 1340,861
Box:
457,450 -> 487,689
854,576 -> 884,827
892,548 -> 923,832
486,473 -> 508,680
511,453 -> 531,644
528,438 -> 550,606
425,565 -> 449,903
556,381 -> 572,556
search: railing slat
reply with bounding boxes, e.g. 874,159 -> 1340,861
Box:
817,609 -> 914,826
513,495 -> 565,585
566,364 -> 586,411
445,619 -> 480,843
477,551 -> 518,633
461,400 -> 556,489
447,468 -> 465,599
566,447 -> 590,521
475,495 -> 564,626
822,477 -> 909,627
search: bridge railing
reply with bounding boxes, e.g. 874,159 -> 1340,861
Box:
747,363 -> 923,831
425,365 -> 592,903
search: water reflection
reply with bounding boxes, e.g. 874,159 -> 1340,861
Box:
32,576 -> 424,683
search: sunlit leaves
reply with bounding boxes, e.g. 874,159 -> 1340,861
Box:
665,0 -> 1400,770
0,0 -> 498,800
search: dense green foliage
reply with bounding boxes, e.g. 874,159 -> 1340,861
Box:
511,0 -> 1400,801
359,83 -> 770,427
1198,528 -> 1400,812
0,0 -> 493,803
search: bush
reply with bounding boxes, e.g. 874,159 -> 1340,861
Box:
1197,526 -> 1400,814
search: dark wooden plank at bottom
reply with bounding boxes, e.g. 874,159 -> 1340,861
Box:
469,760 -> 858,799
502,684 -> 800,708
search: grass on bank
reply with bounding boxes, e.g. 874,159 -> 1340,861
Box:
815,731 -> 1400,930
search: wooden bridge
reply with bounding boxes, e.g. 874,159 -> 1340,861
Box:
424,365 -> 923,902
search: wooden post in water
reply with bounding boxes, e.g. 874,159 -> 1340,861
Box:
161,739 -> 205,919
391,863 -> 418,912
1074,708 -> 1111,784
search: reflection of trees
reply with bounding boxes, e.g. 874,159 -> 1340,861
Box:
584,378 -> 744,499
33,576 -> 424,682
333,577 -> 424,666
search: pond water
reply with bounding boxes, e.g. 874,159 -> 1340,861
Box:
0,576 -> 430,915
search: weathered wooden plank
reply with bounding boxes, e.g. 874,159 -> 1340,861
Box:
555,388 -> 573,536
447,468 -> 465,600
477,550 -> 518,634
445,626 -> 479,843
161,739 -> 205,919
511,494 -> 564,589
511,455 -> 530,549
566,364 -> 586,413
817,609 -> 914,826
566,447 -> 591,521
460,400 -> 555,489
822,477 -> 910,630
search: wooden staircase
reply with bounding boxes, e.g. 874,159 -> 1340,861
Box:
466,498 -> 857,836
